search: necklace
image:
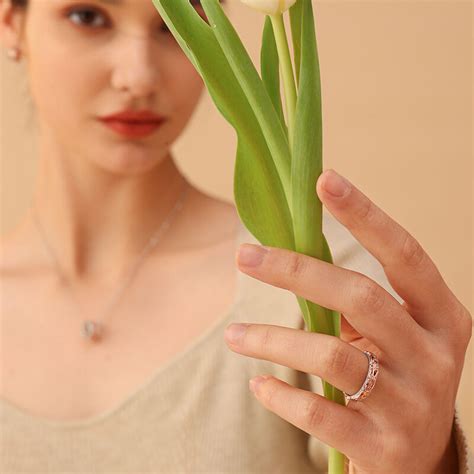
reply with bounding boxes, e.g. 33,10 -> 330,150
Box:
30,184 -> 190,343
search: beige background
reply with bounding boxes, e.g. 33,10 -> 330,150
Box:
1,0 -> 472,450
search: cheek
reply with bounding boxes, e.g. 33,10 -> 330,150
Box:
166,57 -> 204,120
25,38 -> 93,134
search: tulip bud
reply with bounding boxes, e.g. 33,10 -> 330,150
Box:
240,0 -> 297,15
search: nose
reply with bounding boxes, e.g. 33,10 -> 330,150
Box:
111,31 -> 161,99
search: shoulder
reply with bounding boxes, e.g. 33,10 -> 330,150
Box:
186,190 -> 240,248
0,232 -> 26,325
0,215 -> 44,280
0,232 -> 21,277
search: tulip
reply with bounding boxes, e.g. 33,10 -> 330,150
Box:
151,0 -> 346,472
239,1 -> 299,151
239,0 -> 297,15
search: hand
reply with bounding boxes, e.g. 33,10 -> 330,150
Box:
224,169 -> 472,474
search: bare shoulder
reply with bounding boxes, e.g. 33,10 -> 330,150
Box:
203,195 -> 240,241
182,189 -> 240,250
0,216 -> 41,280
0,231 -> 27,327
0,231 -> 21,277
205,195 -> 239,230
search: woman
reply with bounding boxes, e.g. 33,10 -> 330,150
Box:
1,0 -> 472,472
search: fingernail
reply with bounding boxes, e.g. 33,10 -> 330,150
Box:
249,375 -> 270,393
323,170 -> 351,198
225,323 -> 249,344
237,244 -> 268,267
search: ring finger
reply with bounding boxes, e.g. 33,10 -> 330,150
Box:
224,322 -> 385,403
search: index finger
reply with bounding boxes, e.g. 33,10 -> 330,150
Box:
317,169 -> 456,332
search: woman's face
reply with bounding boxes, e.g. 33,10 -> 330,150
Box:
19,0 -> 208,175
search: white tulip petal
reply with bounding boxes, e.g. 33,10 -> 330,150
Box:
240,0 -> 297,15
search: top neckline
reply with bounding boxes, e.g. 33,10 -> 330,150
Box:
0,218 -> 249,431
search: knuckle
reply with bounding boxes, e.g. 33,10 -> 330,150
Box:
303,395 -> 327,430
400,232 -> 426,268
354,278 -> 386,313
463,318 -> 473,345
421,346 -> 456,391
325,340 -> 352,375
260,326 -> 274,352
457,305 -> 473,344
367,424 -> 386,462
437,352 -> 457,377
285,253 -> 307,280
355,198 -> 377,223
443,303 -> 473,353
383,432 -> 412,464
410,393 -> 433,422
413,332 -> 437,362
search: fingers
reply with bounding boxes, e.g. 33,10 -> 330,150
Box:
316,169 -> 457,332
224,323 -> 376,401
245,374 -> 374,461
236,243 -> 424,362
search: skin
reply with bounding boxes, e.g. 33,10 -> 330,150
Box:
1,0 -> 470,471
225,169 -> 472,473
0,0 -> 229,285
0,0 -> 240,420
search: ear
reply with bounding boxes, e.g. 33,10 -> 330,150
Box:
0,0 -> 27,54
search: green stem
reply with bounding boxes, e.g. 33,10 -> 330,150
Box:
301,301 -> 347,473
326,384 -> 348,474
329,446 -> 347,473
269,13 -> 297,154
271,7 -> 346,474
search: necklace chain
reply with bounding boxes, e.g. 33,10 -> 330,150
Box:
30,184 -> 190,342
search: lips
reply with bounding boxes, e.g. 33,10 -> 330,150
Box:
100,118 -> 165,138
100,110 -> 166,122
98,109 -> 167,138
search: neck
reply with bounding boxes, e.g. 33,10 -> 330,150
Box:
29,142 -> 195,285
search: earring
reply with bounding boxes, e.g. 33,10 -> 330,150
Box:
7,47 -> 21,61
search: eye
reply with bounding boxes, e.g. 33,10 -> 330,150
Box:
65,6 -> 174,36
66,7 -> 109,29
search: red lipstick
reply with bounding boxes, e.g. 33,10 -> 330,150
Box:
99,109 -> 166,138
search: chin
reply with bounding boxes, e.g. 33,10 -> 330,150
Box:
92,147 -> 168,176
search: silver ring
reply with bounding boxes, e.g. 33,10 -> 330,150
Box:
343,350 -> 379,402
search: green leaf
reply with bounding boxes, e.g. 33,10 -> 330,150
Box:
151,2 -> 346,470
234,133 -> 294,249
291,0 -> 336,336
292,0 -> 323,259
200,0 -> 293,208
289,0 -> 303,88
150,1 -> 203,76
260,16 -> 287,137
151,0 -> 294,249
322,233 -> 341,337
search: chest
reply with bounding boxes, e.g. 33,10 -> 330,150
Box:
0,242 -> 238,423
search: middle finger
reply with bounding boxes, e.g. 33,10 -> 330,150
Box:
236,244 -> 426,362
